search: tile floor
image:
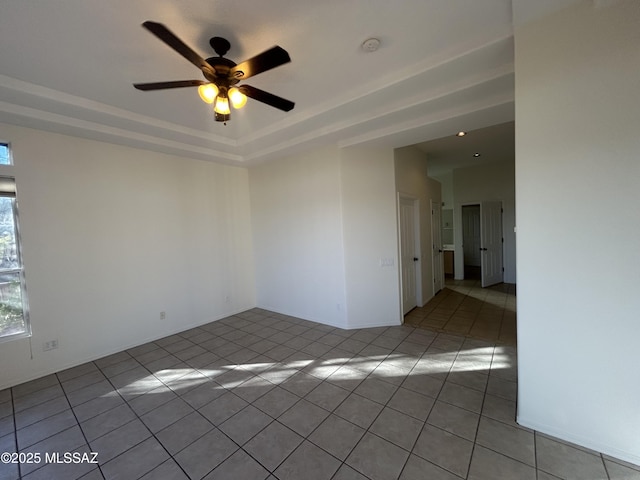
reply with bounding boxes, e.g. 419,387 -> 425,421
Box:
405,279 -> 517,346
1,281 -> 639,480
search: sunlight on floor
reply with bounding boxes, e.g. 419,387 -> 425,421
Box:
103,343 -> 513,404
5,303 -> 635,480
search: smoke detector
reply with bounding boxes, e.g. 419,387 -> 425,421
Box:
361,38 -> 380,52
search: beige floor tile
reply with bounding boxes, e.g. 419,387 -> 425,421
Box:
4,289 -> 638,480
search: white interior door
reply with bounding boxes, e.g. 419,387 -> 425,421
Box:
480,200 -> 503,287
399,197 -> 418,315
431,201 -> 444,294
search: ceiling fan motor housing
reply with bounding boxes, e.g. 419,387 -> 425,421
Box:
210,36 -> 231,56
205,55 -> 240,87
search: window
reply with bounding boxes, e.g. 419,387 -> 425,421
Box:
0,143 -> 11,165
0,145 -> 30,341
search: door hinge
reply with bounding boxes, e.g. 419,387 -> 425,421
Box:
502,267 -> 504,272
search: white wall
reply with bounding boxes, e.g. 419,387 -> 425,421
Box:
249,146 -> 348,327
0,124 -> 255,389
341,147 -> 401,328
453,160 -> 516,283
436,171 -> 454,210
250,145 -> 401,330
515,0 -> 640,464
394,146 -> 442,305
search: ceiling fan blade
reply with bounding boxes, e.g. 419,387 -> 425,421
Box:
142,21 -> 215,76
230,46 -> 291,80
133,80 -> 207,91
239,85 -> 295,112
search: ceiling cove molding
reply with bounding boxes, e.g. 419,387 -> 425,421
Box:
240,34 -> 515,146
0,101 -> 243,163
337,66 -> 515,134
352,33 -> 514,103
337,94 -> 515,149
0,33 -> 514,165
244,94 -> 515,165
243,67 -> 514,162
0,74 -> 236,146
242,124 -> 338,164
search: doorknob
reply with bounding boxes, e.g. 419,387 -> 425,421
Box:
413,257 -> 419,261
479,247 -> 488,251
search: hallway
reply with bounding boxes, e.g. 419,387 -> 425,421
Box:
405,280 -> 517,346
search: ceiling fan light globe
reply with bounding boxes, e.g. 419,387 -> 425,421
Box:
229,87 -> 248,109
198,84 -> 218,104
214,96 -> 231,115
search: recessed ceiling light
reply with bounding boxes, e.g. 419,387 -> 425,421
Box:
473,152 -> 481,157
456,131 -> 466,137
361,38 -> 380,52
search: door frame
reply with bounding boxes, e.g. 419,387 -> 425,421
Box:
397,194 -> 422,318
456,200 -> 504,285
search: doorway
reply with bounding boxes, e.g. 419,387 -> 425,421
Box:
462,202 -> 503,287
462,205 -> 482,279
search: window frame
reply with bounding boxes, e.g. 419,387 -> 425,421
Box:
0,143 -> 31,343
0,142 -> 13,166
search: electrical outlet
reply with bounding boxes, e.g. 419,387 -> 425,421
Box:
43,340 -> 58,351
160,311 -> 166,320
379,258 -> 395,267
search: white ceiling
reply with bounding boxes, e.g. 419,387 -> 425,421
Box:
0,1 -> 578,167
419,121 -> 515,177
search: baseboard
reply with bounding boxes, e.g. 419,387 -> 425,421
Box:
0,306 -> 255,391
254,304 -> 403,330
517,415 -> 640,467
344,319 -> 402,330
253,304 -> 346,329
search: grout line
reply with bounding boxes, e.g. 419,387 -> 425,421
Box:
141,310 -> 370,474
93,372 -> 194,479
601,452 -> 613,480
55,368 -> 105,480
9,387 -> 22,480
459,341 -> 487,479
535,431 -> 540,480
14,298 -> 634,480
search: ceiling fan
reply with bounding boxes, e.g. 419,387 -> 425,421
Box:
133,21 -> 295,123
